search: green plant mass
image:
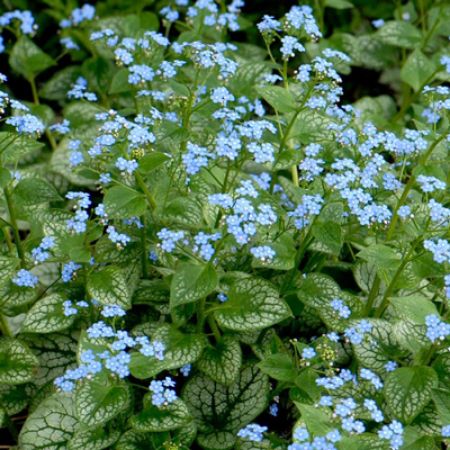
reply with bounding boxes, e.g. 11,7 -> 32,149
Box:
0,0 -> 449,449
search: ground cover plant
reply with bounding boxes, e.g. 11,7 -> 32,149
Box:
0,0 -> 449,449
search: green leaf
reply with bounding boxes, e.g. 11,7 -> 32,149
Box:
68,427 -> 121,450
9,36 -> 56,80
390,295 -> 439,325
170,263 -> 218,308
197,431 -> 236,450
295,403 -> 334,436
130,398 -> 191,432
87,266 -> 131,309
197,336 -> 242,385
139,152 -> 170,173
115,431 -> 154,450
325,0 -> 353,8
130,324 -> 206,379
384,367 -> 438,423
214,277 -> 291,332
353,319 -> 397,372
21,293 -> 74,334
357,244 -> 400,284
109,68 -> 130,94
0,383 -> 31,415
75,375 -> 130,427
103,186 -> 146,218
0,280 -> 37,314
19,393 -> 78,449
14,178 -> 61,205
162,196 -> 205,229
0,255 -> 19,285
311,221 -> 342,255
256,86 -> 296,113
400,49 -> 437,92
23,332 -> 77,387
40,66 -> 80,101
431,388 -> 450,424
376,21 -> 422,49
257,353 -> 296,382
297,272 -> 341,309
183,365 -> 269,447
0,338 -> 39,384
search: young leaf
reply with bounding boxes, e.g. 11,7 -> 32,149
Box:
384,366 -> 438,423
214,277 -> 291,332
19,393 -> 78,450
87,266 -> 131,309
256,86 -> 297,113
257,353 -> 297,383
75,375 -> 130,427
170,262 -> 218,308
197,336 -> 242,385
21,293 -> 74,334
0,338 -> 39,385
130,397 -> 191,432
9,36 -> 56,80
139,152 -> 170,173
103,185 -> 146,218
401,49 -> 437,92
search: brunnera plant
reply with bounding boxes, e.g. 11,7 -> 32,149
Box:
0,1 -> 449,449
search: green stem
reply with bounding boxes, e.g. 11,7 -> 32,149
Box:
140,215 -> 148,277
197,297 -> 206,332
0,314 -> 12,337
29,77 -> 39,104
135,171 -> 157,210
2,226 -> 14,253
365,277 -> 381,316
3,187 -> 25,266
373,245 -> 416,318
207,315 -> 221,342
30,77 -> 57,151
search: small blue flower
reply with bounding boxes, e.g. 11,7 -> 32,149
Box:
302,347 -> 316,360
101,304 -> 126,318
12,269 -> 38,288
237,423 -> 267,442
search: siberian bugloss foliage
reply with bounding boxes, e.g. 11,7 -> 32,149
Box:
0,0 -> 449,449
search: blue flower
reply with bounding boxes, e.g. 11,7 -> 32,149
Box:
210,87 -> 235,106
149,378 -> 177,407
302,347 -> 316,360
330,298 -> 351,319
257,15 -> 281,32
424,239 -> 450,264
6,114 -> 44,135
425,314 -> 450,342
101,304 -> 126,318
237,424 -> 267,442
250,245 -> 276,262
378,421 -> 404,450
115,157 -> 138,174
61,261 -> 81,282
12,269 -> 38,288
157,228 -> 185,253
